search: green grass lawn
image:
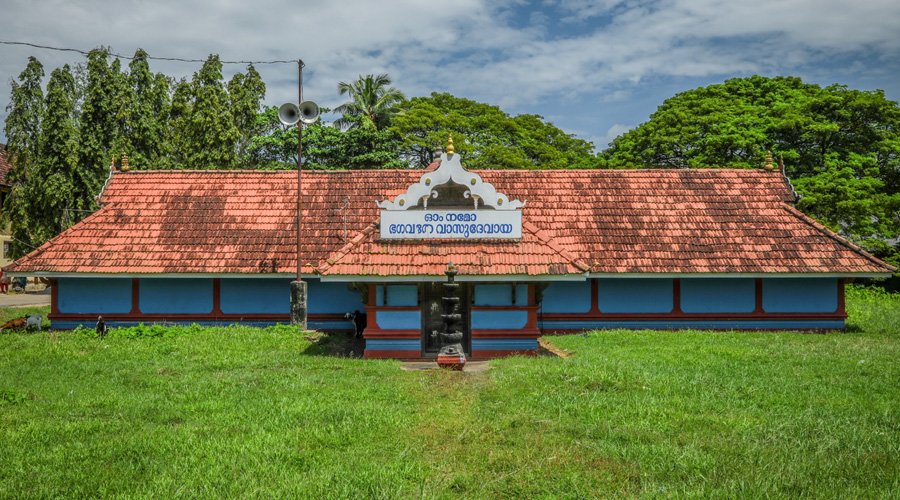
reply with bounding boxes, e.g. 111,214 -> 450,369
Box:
1,287 -> 898,497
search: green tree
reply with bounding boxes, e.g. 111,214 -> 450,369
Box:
6,65 -> 80,255
389,93 -> 596,169
335,74 -> 406,130
228,64 -> 266,163
602,75 -> 900,271
167,79 -> 193,168
120,49 -> 172,168
77,49 -> 123,209
247,107 -> 404,170
2,57 -> 45,258
3,57 -> 44,171
171,55 -> 240,168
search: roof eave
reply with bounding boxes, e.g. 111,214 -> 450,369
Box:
586,272 -> 894,279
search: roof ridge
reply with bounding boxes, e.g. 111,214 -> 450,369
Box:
779,203 -> 896,272
99,167 -> 781,175
316,223 -> 379,274
521,220 -> 590,272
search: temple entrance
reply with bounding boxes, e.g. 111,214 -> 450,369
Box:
421,282 -> 470,357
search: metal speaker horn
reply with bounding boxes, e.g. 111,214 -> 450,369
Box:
298,100 -> 320,124
278,102 -> 301,126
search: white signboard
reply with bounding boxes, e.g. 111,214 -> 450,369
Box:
380,210 -> 522,240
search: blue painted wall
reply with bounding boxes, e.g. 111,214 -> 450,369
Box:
681,278 -> 755,313
57,278 -> 132,314
220,278 -> 291,314
139,278 -> 213,314
472,310 -> 528,329
376,310 -> 421,330
307,279 -> 364,314
541,281 -> 591,313
375,285 -> 418,306
540,319 -> 844,330
473,284 -> 528,306
598,279 -> 673,313
762,278 -> 838,313
366,339 -> 420,351
472,338 -> 538,351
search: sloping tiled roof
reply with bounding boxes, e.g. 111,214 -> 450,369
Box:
0,144 -> 11,187
5,166 -> 895,276
317,221 -> 590,277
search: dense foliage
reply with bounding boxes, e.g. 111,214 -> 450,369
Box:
389,93 -> 596,169
2,51 -> 264,258
603,76 -> 900,271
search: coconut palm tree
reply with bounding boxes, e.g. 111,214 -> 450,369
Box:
334,74 -> 406,130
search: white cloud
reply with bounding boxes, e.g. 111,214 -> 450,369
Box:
1,0 -> 899,144
597,123 -> 635,150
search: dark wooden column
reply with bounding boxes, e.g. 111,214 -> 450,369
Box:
672,278 -> 683,315
129,278 -> 141,315
753,278 -> 764,314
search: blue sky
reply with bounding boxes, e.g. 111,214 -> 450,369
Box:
2,0 -> 900,151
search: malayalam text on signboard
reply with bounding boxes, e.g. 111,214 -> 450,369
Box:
380,210 -> 522,240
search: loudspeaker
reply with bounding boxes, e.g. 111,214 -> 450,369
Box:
278,102 -> 301,126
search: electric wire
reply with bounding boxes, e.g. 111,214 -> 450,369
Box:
0,40 -> 298,65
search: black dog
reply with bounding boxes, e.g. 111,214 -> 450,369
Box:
96,316 -> 108,339
343,310 -> 367,338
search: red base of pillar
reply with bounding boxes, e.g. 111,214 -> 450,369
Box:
436,352 -> 467,371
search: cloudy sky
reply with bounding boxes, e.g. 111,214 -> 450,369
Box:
2,0 -> 900,150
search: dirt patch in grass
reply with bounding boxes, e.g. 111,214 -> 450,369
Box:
538,337 -> 573,357
300,331 -> 365,358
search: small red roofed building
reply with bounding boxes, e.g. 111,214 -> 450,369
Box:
3,145 -> 895,359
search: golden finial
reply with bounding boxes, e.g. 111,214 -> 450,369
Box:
764,150 -> 774,171
120,153 -> 130,172
446,135 -> 455,155
111,154 -> 117,171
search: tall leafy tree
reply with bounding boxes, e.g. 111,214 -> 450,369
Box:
77,48 -> 122,206
389,93 -> 596,169
173,55 -> 240,168
334,74 -> 406,130
167,79 -> 193,168
228,64 -> 266,162
120,49 -> 172,168
3,57 -> 44,170
2,57 -> 45,258
7,65 -> 80,254
247,107 -> 404,170
602,75 -> 900,271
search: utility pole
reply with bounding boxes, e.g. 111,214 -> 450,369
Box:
290,59 -> 307,329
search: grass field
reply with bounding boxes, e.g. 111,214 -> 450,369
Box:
1,286 -> 898,497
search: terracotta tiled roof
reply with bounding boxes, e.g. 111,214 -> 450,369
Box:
0,144 -> 11,187
317,220 -> 590,277
5,167 -> 895,276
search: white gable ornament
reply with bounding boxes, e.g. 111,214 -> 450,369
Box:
378,142 -> 524,240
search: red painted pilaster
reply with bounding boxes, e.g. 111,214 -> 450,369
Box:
754,278 -> 764,314
672,278 -> 683,315
590,279 -> 600,315
837,279 -> 847,317
212,278 -> 223,316
526,283 -> 538,329
364,284 -> 378,332
130,278 -> 141,315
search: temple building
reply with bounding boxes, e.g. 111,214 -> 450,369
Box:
4,144 -> 894,359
